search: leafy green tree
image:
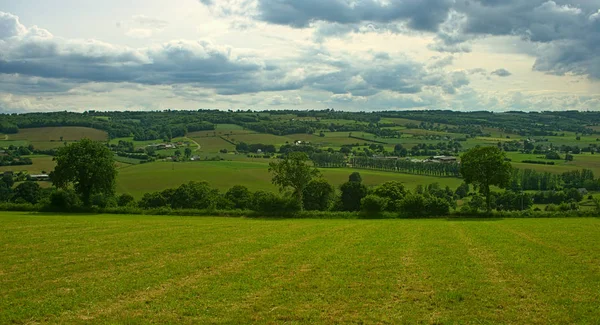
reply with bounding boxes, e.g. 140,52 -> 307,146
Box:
0,179 -> 12,202
175,150 -> 182,157
269,152 -> 320,210
349,172 -> 362,183
340,181 -> 368,211
171,181 -> 218,209
184,147 -> 192,158
51,139 -> 117,206
454,183 -> 470,199
374,181 -> 406,201
226,185 -> 253,210
2,174 -> 14,188
302,178 -> 335,211
12,181 -> 41,204
460,146 -> 512,212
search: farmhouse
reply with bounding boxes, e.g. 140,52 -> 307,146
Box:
29,174 -> 50,181
432,156 -> 458,163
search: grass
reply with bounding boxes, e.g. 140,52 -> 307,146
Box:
227,133 -> 293,146
1,213 -> 599,324
188,136 -> 235,153
0,156 -> 56,174
2,127 -> 108,150
7,127 -> 107,144
116,160 -> 461,198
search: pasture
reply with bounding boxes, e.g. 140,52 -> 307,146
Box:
116,160 -> 462,198
5,127 -> 108,150
1,213 -> 599,324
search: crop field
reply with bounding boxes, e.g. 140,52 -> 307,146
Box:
116,161 -> 461,198
1,213 -> 598,324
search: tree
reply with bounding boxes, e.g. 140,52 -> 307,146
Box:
226,185 -> 253,210
339,181 -> 368,211
349,172 -> 362,183
51,138 -> 117,206
184,147 -> 192,158
171,181 -> 218,209
302,178 -> 335,211
454,183 -> 470,199
12,182 -> 41,204
0,179 -> 12,202
460,146 -> 512,212
268,152 -> 320,210
175,150 -> 182,157
2,174 -> 14,188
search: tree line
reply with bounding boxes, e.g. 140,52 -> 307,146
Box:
350,157 -> 461,177
2,141 -> 599,217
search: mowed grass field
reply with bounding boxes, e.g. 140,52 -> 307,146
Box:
1,213 -> 599,324
116,161 -> 462,197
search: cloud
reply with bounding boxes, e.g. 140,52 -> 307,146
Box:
125,28 -> 154,38
199,0 -> 600,80
0,11 -> 27,39
255,0 -> 454,31
491,68 -> 512,77
0,14 -> 304,96
132,15 -> 169,29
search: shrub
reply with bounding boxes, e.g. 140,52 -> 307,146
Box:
90,193 -> 117,208
252,191 -> 300,215
397,194 -> 427,217
424,196 -> 451,216
47,189 -> 82,212
117,194 -> 136,207
360,195 -> 388,217
225,185 -> 253,210
138,192 -> 169,209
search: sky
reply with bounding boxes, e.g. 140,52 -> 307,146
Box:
0,0 -> 599,113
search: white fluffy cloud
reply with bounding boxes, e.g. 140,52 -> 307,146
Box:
0,1 -> 599,112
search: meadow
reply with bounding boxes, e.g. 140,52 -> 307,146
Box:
3,127 -> 108,150
1,212 -> 599,324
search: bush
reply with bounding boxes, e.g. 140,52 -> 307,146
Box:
225,185 -> 253,210
252,191 -> 300,215
91,193 -> 117,208
397,194 -> 427,217
46,189 -> 82,212
117,193 -> 136,207
360,195 -> 388,217
138,192 -> 169,209
424,196 -> 451,216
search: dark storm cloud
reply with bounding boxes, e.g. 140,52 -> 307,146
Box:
256,0 -> 454,31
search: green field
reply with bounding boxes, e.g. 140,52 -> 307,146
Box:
0,156 -> 56,174
116,161 -> 462,197
3,127 -> 108,150
1,213 -> 599,324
